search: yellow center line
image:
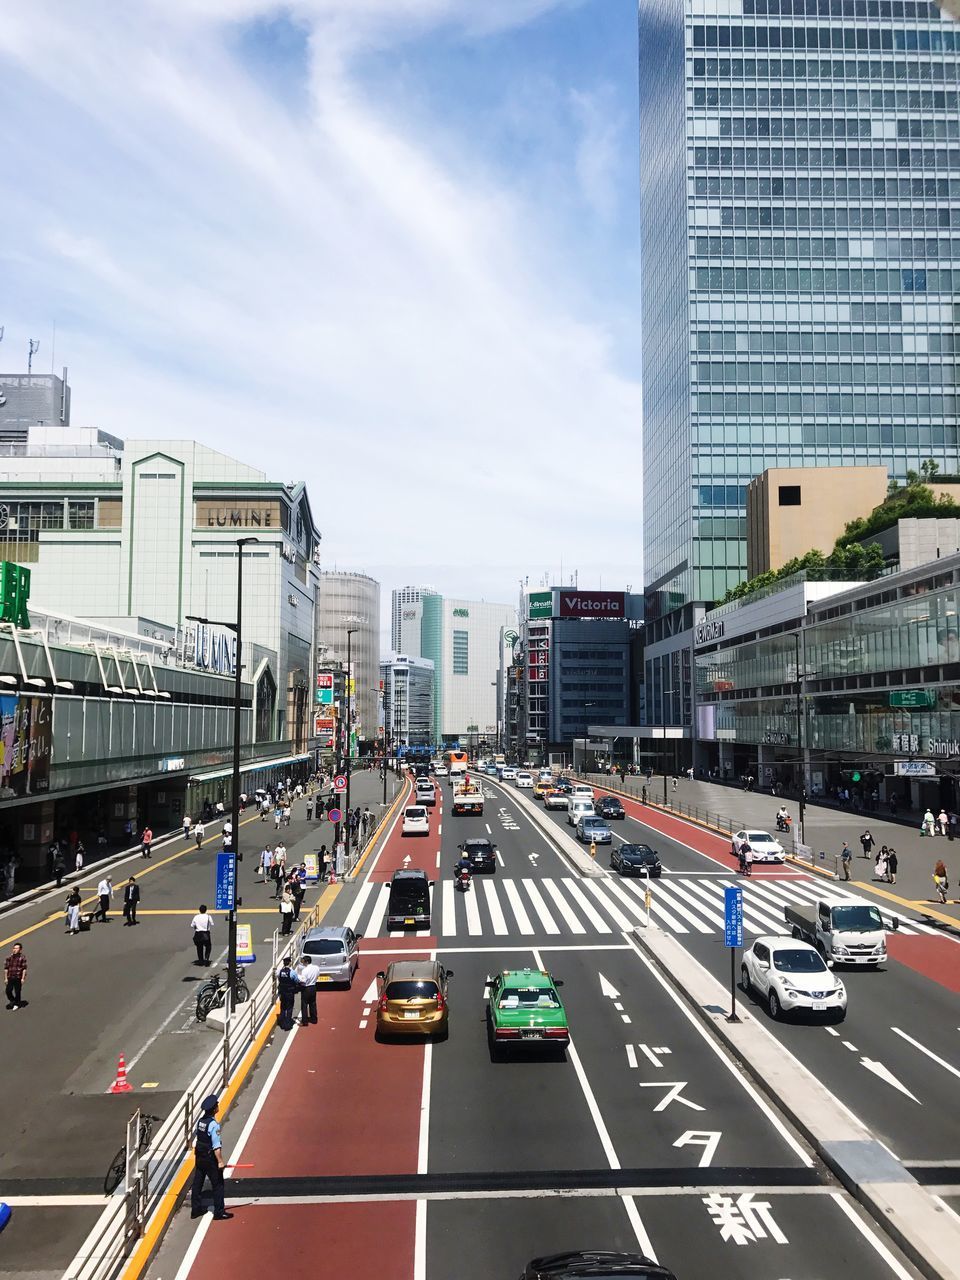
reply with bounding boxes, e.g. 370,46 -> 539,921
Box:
849,878 -> 960,929
0,811 -> 264,949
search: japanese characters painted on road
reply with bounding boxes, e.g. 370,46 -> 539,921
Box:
628,1043 -> 672,1070
674,1131 -> 722,1168
638,1081 -> 705,1112
327,808 -> 342,824
703,1192 -> 787,1246
333,775 -> 347,792
236,923 -> 256,965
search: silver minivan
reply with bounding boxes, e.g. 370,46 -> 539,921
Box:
300,925 -> 362,987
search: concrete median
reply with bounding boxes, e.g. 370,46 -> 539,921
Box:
486,779 -> 605,878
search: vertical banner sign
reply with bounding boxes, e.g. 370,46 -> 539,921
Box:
236,923 -> 255,964
215,853 -> 236,911
724,884 -> 743,1023
303,853 -> 320,882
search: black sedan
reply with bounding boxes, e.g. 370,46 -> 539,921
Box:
595,795 -> 625,819
610,843 -> 661,877
458,838 -> 497,873
520,1252 -> 677,1279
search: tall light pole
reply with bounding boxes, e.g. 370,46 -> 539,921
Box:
345,627 -> 358,867
792,631 -> 807,845
186,534 -> 259,1009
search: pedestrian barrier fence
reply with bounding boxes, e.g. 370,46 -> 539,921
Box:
64,897 -> 329,1280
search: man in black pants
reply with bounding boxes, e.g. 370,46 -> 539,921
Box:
122,877 -> 141,926
191,905 -> 214,966
298,956 -> 320,1025
191,1095 -> 232,1220
277,955 -> 300,1030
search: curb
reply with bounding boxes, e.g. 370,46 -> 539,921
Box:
632,926 -> 960,1280
346,776 -> 410,882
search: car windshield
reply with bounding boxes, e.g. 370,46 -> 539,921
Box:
831,904 -> 884,931
386,980 -> 438,1001
582,818 -> 605,829
304,939 -> 345,956
772,949 -> 828,973
748,832 -> 772,843
467,843 -> 493,855
498,986 -> 560,1009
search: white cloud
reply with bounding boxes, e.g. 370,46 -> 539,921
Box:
0,0 -> 642,619
570,86 -> 624,221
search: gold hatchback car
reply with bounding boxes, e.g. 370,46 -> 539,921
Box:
375,960 -> 453,1040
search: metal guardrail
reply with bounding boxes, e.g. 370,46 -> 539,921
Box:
64,898 -> 329,1280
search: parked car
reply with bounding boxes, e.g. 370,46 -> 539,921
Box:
741,936 -> 847,1022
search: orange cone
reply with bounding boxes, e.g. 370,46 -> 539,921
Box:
109,1053 -> 133,1094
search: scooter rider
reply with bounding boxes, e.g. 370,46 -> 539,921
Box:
454,852 -> 472,889
776,805 -> 790,832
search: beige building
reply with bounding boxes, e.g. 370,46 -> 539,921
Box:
746,465 -> 889,578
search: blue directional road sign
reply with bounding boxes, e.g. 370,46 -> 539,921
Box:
215,852 -> 237,911
724,885 -> 744,948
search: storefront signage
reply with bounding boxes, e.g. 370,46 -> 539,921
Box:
528,591 -> 552,619
158,756 -> 185,772
889,689 -> 937,709
894,760 -> 937,777
695,619 -> 725,646
314,715 -> 335,745
892,732 -> 959,757
0,561 -> 31,628
761,731 -> 790,745
453,607 -> 470,618
316,673 -> 334,689
189,623 -> 236,676
206,508 -> 274,528
559,591 -> 625,619
315,686 -> 333,705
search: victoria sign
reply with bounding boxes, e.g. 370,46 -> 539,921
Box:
558,591 -> 625,619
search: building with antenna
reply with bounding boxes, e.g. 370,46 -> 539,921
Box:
0,368 -> 71,449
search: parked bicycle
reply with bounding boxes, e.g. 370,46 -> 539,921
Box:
103,1113 -> 161,1195
195,967 -> 251,1022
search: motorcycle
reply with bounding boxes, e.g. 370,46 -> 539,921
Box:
455,865 -> 472,892
775,813 -> 792,833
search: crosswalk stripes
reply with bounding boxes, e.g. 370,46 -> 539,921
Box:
343,870 -> 917,941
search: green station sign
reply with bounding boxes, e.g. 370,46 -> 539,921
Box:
0,561 -> 30,628
889,689 -> 937,709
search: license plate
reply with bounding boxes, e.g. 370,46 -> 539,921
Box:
404,917 -> 415,925
520,1030 -> 542,1040
812,1002 -> 827,1011
319,975 -> 333,982
403,1010 -> 420,1019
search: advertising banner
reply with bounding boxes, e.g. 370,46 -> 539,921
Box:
528,591 -> 552,619
558,590 -> 626,619
1,695 -> 50,797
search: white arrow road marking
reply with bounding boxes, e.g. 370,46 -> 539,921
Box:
362,977 -> 379,1004
860,1057 -> 922,1102
598,972 -> 620,1000
892,1026 -> 960,1081
528,853 -> 539,865
638,1081 -> 705,1112
403,854 -> 412,866
674,1130 -> 722,1168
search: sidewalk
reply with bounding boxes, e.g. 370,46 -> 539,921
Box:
581,771 -> 960,926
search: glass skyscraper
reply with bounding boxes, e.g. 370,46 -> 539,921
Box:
640,0 -> 960,625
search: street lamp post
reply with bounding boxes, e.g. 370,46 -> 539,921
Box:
345,627 -> 358,868
186,534 -> 259,1010
792,632 -> 807,846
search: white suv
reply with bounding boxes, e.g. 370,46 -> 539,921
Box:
741,936 -> 846,1022
402,805 -> 430,836
501,767 -> 517,780
515,771 -> 534,788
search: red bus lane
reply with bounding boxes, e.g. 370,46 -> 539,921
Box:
372,773 -> 443,882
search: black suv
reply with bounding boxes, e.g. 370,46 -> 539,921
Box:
595,795 -> 625,820
611,843 -> 662,877
520,1252 -> 677,1278
457,838 -> 497,873
387,869 -> 433,929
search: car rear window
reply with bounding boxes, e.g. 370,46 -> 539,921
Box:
406,807 -> 426,818
386,980 -> 439,1000
499,987 -> 560,1009
303,939 -> 345,956
391,881 -> 428,905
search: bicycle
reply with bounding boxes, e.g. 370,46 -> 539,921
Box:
196,968 -> 251,1022
103,1113 -> 161,1195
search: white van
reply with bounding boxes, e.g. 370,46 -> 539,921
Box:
567,797 -> 596,827
570,784 -> 594,802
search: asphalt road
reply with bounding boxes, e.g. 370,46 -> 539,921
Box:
0,770 -> 397,1279
149,769 -> 930,1280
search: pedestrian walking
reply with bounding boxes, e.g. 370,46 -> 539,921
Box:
52,847 -> 66,889
282,804 -> 291,827
889,792 -> 899,816
191,904 -> 214,966
258,846 -> 272,882
94,876 -> 113,923
141,825 -> 153,859
215,800 -> 225,818
279,888 -> 294,935
933,858 -> 949,904
290,873 -> 305,922
276,955 -> 300,1030
274,807 -> 282,832
859,829 -> 874,859
298,955 -> 319,1025
840,840 -> 852,868
671,777 -> 678,793
305,798 -> 314,821
190,1095 -> 231,1220
4,943 -> 27,1010
183,814 -> 192,841
221,822 -> 233,851
194,820 -> 205,849
875,849 -> 888,882
260,798 -> 269,821
74,846 -> 84,875
840,844 -> 852,880
938,808 -> 949,837
122,876 -> 140,926
320,844 -> 331,882
886,848 -> 898,884
65,887 -> 82,934
923,808 -> 937,838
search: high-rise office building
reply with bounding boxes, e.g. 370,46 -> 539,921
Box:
390,585 -> 438,655
639,0 -> 960,751
316,572 -> 381,746
421,595 -> 516,744
380,653 -> 435,747
0,368 -> 71,447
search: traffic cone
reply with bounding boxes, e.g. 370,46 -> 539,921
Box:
109,1053 -> 134,1094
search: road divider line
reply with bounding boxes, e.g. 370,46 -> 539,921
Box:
830,1192 -> 917,1280
891,1027 -> 960,1080
342,881 -> 374,933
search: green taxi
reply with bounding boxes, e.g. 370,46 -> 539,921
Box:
485,968 -> 569,1056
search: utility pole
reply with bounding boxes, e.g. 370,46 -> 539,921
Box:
345,627 -> 358,868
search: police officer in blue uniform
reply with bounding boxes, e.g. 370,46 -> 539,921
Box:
277,954 -> 300,1031
190,1095 -> 232,1220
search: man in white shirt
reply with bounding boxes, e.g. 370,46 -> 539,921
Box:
191,905 -> 214,966
259,846 -> 272,881
95,876 -> 113,923
298,956 -> 320,1025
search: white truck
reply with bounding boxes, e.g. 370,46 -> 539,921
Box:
452,778 -> 484,816
783,899 -> 895,967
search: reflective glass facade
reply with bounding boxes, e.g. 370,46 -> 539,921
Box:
639,0 -> 960,621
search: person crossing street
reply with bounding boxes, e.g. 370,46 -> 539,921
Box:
194,820 -> 205,850
191,904 -> 214,966
4,943 -> 27,1011
94,876 -> 113,923
122,876 -> 140,926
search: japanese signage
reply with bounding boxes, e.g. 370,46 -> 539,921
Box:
314,715 -> 335,745
0,561 -> 30,628
158,756 -> 185,772
215,853 -> 236,911
892,732 -> 959,756
724,886 -> 743,948
0,694 -> 49,796
528,591 -> 552,619
316,686 -> 334,705
894,760 -> 936,777
761,731 -> 790,746
889,689 -> 936,708
558,590 -> 625,619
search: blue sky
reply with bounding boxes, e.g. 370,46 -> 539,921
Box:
0,0 -> 643,619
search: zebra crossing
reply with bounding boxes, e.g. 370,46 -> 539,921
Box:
342,872 -> 918,941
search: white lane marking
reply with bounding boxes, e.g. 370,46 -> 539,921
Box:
615,880 -> 690,934
665,878 -> 726,928
360,779 -> 412,887
717,879 -> 790,933
173,1212 -> 214,1280
842,1041 -> 858,1053
623,934 -> 813,1167
124,942 -> 228,1076
600,879 -> 659,928
642,880 -> 715,934
830,1191 -> 917,1280
485,823 -> 492,834
414,1038 -> 433,1280
464,884 -> 483,935
365,883 -> 391,938
342,881 -> 374,932
226,1019 -> 301,1178
436,850 -> 441,869
560,878 -> 613,933
441,881 -> 457,937
892,1026 -> 960,1080
542,879 -> 586,934
626,1044 -> 638,1069
680,878 -> 762,934
502,880 -> 535,933
496,848 -> 505,867
826,1026 -> 840,1037
529,944 -> 657,1264
482,880 -> 509,935
581,879 -> 635,930
359,1019 -> 368,1029
521,880 -> 561,934
438,823 -> 442,836
415,1199 -> 427,1280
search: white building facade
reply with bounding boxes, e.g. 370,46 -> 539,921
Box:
421,595 -> 515,744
